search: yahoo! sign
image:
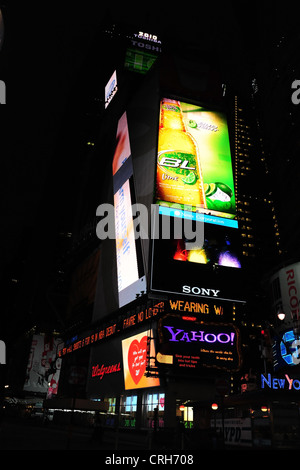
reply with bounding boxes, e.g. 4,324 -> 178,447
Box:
158,315 -> 241,371
163,326 -> 235,345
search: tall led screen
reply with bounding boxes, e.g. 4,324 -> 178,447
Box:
113,112 -> 146,308
150,98 -> 244,303
114,180 -> 139,295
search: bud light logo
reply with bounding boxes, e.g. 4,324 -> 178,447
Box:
0,340 -> 6,364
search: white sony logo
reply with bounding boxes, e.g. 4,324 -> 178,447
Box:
182,285 -> 220,297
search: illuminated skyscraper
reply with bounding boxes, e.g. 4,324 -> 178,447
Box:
232,92 -> 281,267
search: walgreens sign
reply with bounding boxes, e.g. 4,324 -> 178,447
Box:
91,362 -> 121,380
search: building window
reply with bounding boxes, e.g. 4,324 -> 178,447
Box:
183,406 -> 194,429
142,392 -> 165,429
104,397 -> 116,427
120,395 -> 137,428
106,397 -> 116,413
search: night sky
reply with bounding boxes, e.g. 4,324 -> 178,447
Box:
2,4 -> 241,276
2,2 -> 300,337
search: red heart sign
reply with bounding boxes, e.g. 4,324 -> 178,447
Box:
128,336 -> 148,385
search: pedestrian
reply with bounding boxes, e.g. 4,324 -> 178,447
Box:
91,413 -> 103,445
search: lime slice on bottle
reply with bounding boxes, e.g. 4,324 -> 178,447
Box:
182,172 -> 197,185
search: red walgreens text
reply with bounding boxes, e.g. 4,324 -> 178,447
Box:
92,362 -> 121,380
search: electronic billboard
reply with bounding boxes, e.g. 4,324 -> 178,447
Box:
113,112 -> 146,308
150,98 -> 244,303
122,329 -> 160,390
105,71 -> 118,109
156,98 -> 237,224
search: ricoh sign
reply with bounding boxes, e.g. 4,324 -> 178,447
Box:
270,262 -> 300,322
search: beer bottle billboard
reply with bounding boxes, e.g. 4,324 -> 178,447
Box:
156,98 -> 236,221
156,98 -> 206,209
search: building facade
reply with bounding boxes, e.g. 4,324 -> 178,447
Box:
42,23 -> 287,449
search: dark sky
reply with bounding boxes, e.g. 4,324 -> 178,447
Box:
1,4 -> 241,277
1,1 -> 298,280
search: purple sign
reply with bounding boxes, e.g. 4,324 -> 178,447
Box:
158,315 -> 242,371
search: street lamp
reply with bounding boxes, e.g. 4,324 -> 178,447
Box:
277,311 -> 285,321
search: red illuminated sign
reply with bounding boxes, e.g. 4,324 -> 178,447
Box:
122,329 -> 160,390
59,301 -> 164,357
91,362 -> 121,380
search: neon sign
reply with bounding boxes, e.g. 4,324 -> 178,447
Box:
135,32 -> 161,43
91,362 -> 121,380
158,315 -> 241,371
169,299 -> 224,316
59,301 -> 164,357
272,329 -> 300,371
163,326 -> 235,345
261,373 -> 300,391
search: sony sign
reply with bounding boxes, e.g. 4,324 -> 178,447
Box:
182,285 -> 220,297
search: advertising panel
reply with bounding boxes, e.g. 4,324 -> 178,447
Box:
150,222 -> 243,302
150,98 -> 244,303
261,372 -> 300,392
114,180 -> 139,295
168,297 -> 231,320
125,48 -> 157,74
112,112 -> 131,176
269,262 -> 300,325
113,112 -> 146,308
87,337 -> 124,398
156,98 -> 237,226
272,329 -> 300,371
211,418 -> 252,447
122,329 -> 160,390
157,315 -> 242,372
23,335 -> 63,395
67,248 -> 100,318
87,329 -> 160,397
105,70 -> 117,109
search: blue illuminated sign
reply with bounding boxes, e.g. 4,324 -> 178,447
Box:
273,329 -> 300,370
158,205 -> 238,229
261,373 -> 300,391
